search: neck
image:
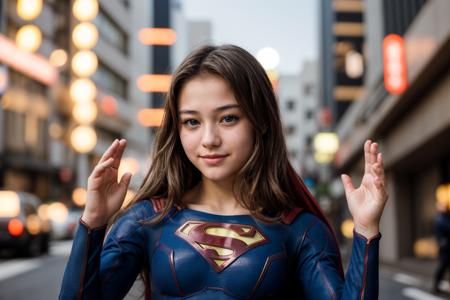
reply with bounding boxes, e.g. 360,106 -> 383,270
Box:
186,176 -> 249,214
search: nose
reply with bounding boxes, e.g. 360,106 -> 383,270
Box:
201,124 -> 221,148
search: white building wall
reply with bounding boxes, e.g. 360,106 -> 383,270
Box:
279,61 -> 319,175
171,0 -> 190,68
278,74 -> 301,173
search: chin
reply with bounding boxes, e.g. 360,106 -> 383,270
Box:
200,169 -> 236,182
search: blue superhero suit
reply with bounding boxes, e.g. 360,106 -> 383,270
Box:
59,198 -> 381,299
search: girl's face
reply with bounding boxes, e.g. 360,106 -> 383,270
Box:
178,75 -> 254,184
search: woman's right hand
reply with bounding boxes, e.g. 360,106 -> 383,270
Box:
81,139 -> 133,228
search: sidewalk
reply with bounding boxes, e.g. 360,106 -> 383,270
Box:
381,258 -> 450,296
381,257 -> 438,281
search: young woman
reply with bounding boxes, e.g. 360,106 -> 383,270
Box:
59,44 -> 388,300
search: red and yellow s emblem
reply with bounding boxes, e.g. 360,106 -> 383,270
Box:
175,221 -> 269,272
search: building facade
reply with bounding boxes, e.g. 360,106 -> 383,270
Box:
0,0 -> 155,205
279,62 -> 320,178
332,0 -> 449,268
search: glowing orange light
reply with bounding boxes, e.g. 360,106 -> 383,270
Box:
15,24 -> 42,52
100,95 -> 118,116
49,49 -> 68,67
8,219 -> 24,236
70,125 -> 97,153
72,0 -> 98,21
71,50 -> 98,77
72,22 -> 99,49
138,28 -> 176,46
0,34 -> 58,85
137,74 -> 172,93
138,108 -> 164,127
383,34 -> 408,95
72,187 -> 87,206
17,0 -> 43,21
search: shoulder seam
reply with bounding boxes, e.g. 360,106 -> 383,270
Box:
298,217 -> 320,250
281,207 -> 303,224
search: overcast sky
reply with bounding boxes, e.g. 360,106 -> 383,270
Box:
181,0 -> 319,75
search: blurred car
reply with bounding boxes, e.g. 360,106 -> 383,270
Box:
50,207 -> 82,240
0,190 -> 52,257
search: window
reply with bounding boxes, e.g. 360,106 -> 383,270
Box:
383,0 -> 428,35
303,84 -> 314,96
93,62 -> 128,99
93,9 -> 128,54
4,110 -> 26,154
4,110 -> 48,160
286,99 -> 296,110
284,125 -> 296,135
3,70 -> 48,160
305,109 -> 314,120
121,0 -> 130,9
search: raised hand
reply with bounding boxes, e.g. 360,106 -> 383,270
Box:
341,140 -> 389,238
81,139 -> 132,228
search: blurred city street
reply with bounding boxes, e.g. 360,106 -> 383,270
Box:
1,0 -> 450,299
0,240 -> 72,300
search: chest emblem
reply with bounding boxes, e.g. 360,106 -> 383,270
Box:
175,221 -> 269,272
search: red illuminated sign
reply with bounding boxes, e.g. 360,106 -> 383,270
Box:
383,34 -> 408,95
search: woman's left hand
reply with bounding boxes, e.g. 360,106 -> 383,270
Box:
341,140 -> 389,238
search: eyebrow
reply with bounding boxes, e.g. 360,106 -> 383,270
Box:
179,104 -> 240,115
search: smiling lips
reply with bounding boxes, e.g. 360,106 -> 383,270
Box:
200,154 -> 228,165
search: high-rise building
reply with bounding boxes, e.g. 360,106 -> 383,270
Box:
319,0 -> 365,126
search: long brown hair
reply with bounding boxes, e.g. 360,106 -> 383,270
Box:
115,45 -> 343,293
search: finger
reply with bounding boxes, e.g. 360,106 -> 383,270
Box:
117,173 -> 132,200
377,153 -> 387,189
372,154 -> 386,180
370,142 -> 378,165
364,140 -> 371,173
372,164 -> 385,184
112,139 -> 127,169
377,152 -> 383,166
99,139 -> 119,164
374,177 -> 388,200
341,174 -> 356,199
91,157 -> 114,178
119,172 -> 132,188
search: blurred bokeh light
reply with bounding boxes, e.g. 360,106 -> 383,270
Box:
70,125 -> 97,153
17,0 -> 43,21
70,78 -> 97,103
72,187 -> 88,207
72,22 -> 99,49
15,25 -> 42,52
72,0 -> 99,22
71,50 -> 98,77
72,101 -> 98,124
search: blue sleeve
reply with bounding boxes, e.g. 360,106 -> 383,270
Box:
59,200 -> 155,300
293,213 -> 381,300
